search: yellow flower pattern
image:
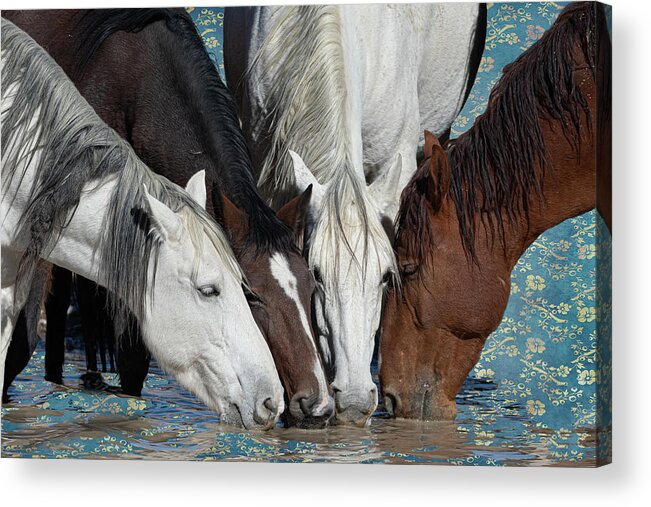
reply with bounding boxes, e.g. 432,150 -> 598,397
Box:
0,3 -> 611,466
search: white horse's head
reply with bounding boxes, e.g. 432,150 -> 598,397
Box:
140,171 -> 284,429
289,152 -> 400,426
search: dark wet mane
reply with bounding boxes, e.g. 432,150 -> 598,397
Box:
75,9 -> 296,255
397,2 -> 609,264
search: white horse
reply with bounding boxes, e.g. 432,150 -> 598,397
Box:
224,4 -> 484,425
0,19 -> 284,429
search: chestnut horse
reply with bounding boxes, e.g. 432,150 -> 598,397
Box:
380,2 -> 611,421
2,9 -> 333,428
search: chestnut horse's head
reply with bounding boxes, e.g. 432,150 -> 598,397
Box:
219,192 -> 334,428
379,132 -> 507,420
380,0 -> 608,420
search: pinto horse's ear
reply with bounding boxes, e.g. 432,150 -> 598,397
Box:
424,130 -> 442,160
288,150 -> 325,206
425,143 -> 451,213
218,193 -> 249,246
142,184 -> 183,242
277,185 -> 313,248
185,170 -> 207,210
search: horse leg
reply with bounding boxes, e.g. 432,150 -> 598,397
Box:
75,276 -> 106,389
107,317 -> 116,373
1,274 -> 33,398
117,315 -> 150,397
2,260 -> 49,402
2,311 -> 29,403
98,321 -> 108,373
44,266 -> 72,385
97,285 -> 117,373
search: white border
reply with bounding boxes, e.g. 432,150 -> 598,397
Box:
1,0 -> 650,505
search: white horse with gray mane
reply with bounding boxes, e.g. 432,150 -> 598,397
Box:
224,4 -> 484,425
0,19 -> 284,429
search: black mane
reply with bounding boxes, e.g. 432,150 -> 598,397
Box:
75,8 -> 296,255
397,2 -> 610,264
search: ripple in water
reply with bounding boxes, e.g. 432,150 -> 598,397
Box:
1,341 -> 600,465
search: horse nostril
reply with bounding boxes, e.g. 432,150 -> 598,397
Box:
253,396 -> 280,427
290,392 -> 335,424
289,392 -> 310,419
264,396 -> 278,414
383,390 -> 400,416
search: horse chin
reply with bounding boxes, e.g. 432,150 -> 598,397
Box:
219,404 -> 246,428
283,410 -> 334,430
333,408 -> 373,428
384,387 -> 457,421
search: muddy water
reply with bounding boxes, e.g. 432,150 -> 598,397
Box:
1,342 -> 598,465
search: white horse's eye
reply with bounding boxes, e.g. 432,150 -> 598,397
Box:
198,285 -> 220,297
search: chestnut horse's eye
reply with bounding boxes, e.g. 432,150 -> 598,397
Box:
401,263 -> 419,278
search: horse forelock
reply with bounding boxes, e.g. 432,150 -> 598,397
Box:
394,159 -> 439,273
308,169 -> 397,294
396,2 -> 606,266
1,20 -> 241,332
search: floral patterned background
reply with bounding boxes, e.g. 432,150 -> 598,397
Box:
1,3 -> 611,465
453,2 -> 611,463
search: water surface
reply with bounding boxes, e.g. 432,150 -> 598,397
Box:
2,342 -> 599,465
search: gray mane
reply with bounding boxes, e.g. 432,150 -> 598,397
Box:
1,19 -> 241,328
247,7 -> 396,285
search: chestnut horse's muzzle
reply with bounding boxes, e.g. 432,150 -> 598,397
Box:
382,386 -> 457,421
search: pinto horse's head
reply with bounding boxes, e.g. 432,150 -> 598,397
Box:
288,151 -> 401,427
218,191 -> 334,428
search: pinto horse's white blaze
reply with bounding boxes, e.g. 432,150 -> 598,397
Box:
269,252 -> 330,414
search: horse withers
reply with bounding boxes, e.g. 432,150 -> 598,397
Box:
379,2 -> 611,420
1,19 -> 284,429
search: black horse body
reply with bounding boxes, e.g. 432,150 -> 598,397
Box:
2,9 -> 295,399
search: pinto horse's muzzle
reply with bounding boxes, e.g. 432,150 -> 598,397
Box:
287,390 -> 335,429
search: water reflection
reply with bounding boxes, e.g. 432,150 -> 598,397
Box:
1,343 -> 597,465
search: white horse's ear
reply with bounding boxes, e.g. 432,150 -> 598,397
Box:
143,185 -> 183,242
288,150 -> 324,208
368,153 -> 403,218
185,170 -> 207,210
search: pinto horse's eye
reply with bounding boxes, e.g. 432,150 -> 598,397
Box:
401,263 -> 419,278
381,271 -> 393,285
312,267 -> 323,285
243,284 -> 263,307
198,285 -> 220,297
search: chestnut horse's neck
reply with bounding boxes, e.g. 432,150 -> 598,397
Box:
444,2 -> 610,271
381,2 -> 611,422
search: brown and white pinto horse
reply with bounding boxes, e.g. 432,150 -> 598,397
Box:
380,2 -> 611,421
